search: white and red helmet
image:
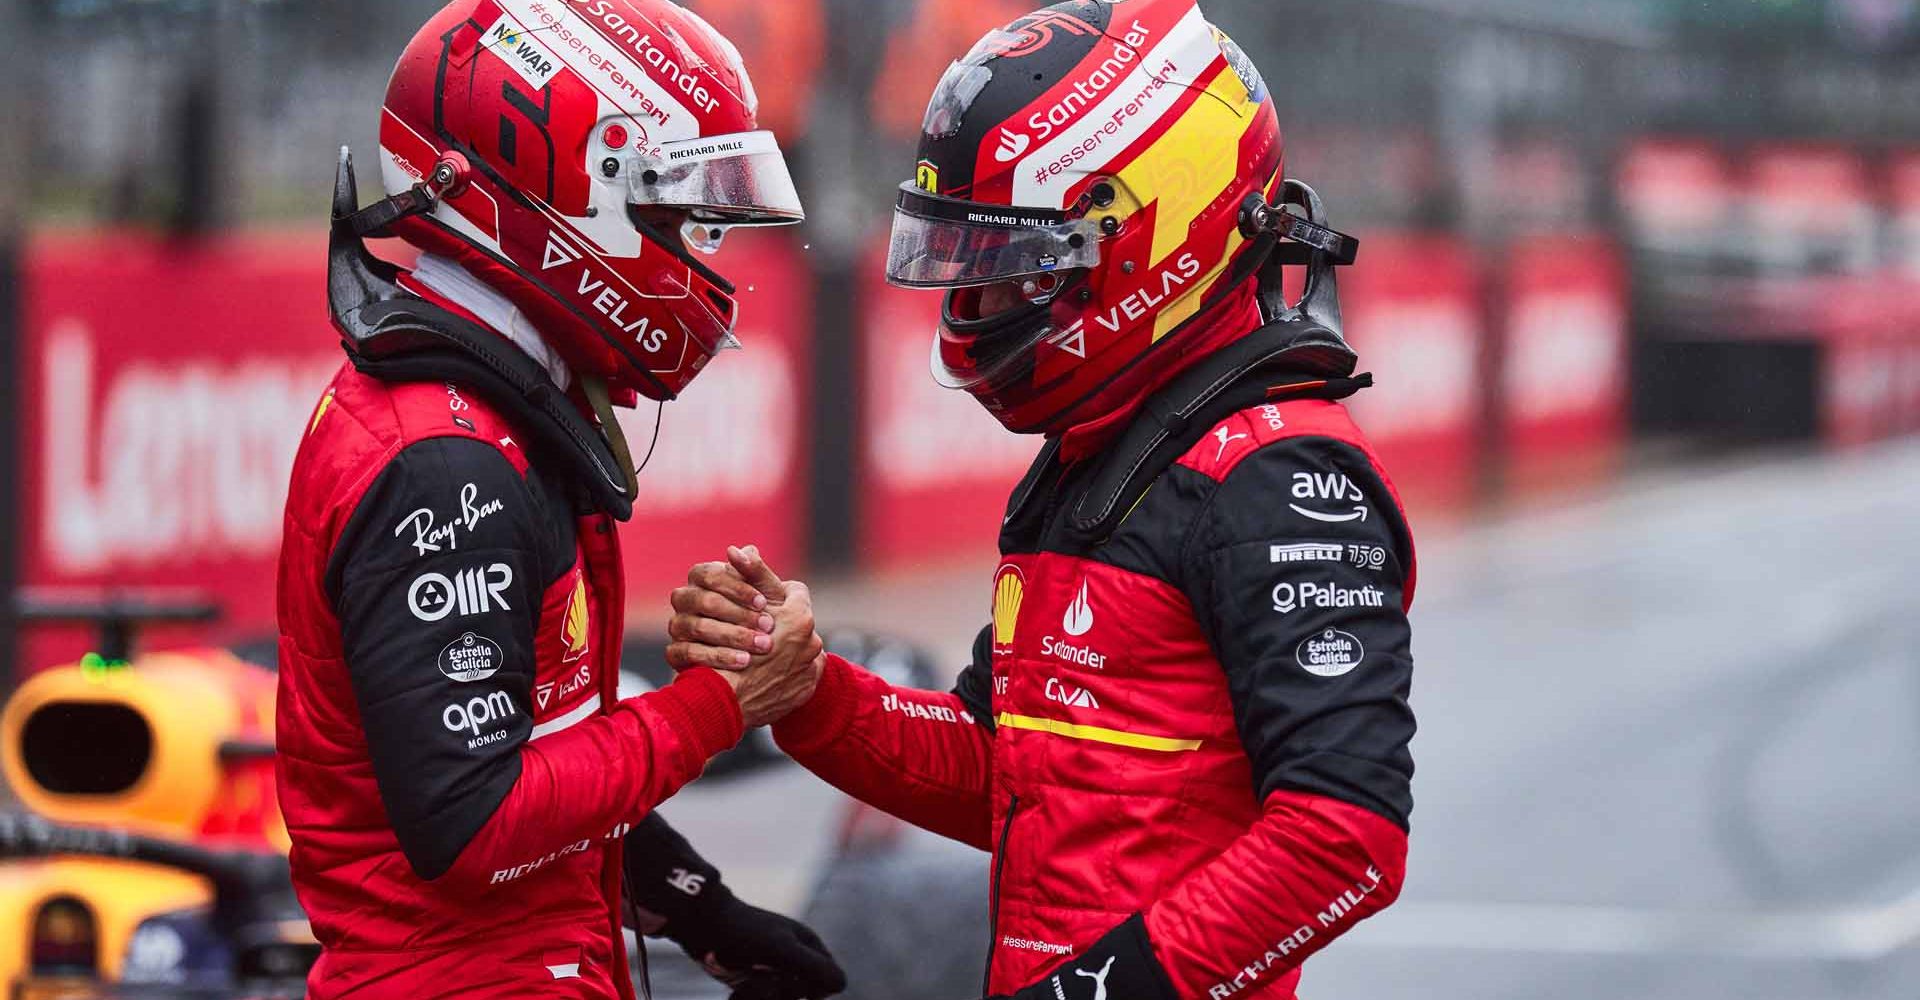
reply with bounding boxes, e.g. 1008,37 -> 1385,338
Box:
378,0 -> 804,401
886,0 -> 1295,433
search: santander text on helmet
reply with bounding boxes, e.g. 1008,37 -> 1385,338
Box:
1022,20 -> 1152,144
563,0 -> 722,115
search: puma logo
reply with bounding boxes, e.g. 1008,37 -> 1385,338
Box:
1074,956 -> 1116,1000
1212,426 -> 1250,461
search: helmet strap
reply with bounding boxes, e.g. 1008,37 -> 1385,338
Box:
581,376 -> 640,500
339,152 -> 473,239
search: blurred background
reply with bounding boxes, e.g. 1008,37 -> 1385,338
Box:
2,0 -> 1920,997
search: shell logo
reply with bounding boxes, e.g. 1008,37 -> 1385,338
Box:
561,573 -> 591,663
992,564 -> 1025,650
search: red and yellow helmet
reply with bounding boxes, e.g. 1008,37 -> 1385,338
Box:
886,0 -> 1284,433
377,0 -> 804,401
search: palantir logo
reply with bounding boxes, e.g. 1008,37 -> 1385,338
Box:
1062,580 -> 1094,637
995,128 -> 1033,163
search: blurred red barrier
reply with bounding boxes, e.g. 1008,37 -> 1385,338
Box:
1816,273 -> 1920,447
18,230 -> 339,671
856,239 -> 1040,569
613,231 -> 813,618
1746,144 -> 1877,272
1337,232 -> 1483,514
15,229 -> 810,672
1500,234 -> 1629,492
1618,137 -> 1735,251
1896,150 -> 1920,277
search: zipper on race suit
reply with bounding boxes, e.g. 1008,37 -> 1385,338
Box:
983,793 -> 1019,996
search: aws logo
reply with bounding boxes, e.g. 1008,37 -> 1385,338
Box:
992,564 -> 1025,652
561,572 -> 591,663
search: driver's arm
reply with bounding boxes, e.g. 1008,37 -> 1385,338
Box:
771,627 -> 997,850
328,437 -> 743,888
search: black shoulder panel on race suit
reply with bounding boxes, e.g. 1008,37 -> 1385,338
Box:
1168,438 -> 1415,829
325,435 -> 576,880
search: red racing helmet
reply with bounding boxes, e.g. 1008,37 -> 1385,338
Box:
886,0 -> 1296,433
375,0 -> 804,401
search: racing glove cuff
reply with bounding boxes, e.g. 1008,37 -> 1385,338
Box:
637,666 -> 745,763
1000,914 -> 1178,1000
769,653 -> 861,755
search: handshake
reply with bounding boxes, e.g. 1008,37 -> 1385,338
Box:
665,545 -> 826,729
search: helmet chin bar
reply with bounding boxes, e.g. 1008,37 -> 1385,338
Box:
1245,180 -> 1357,342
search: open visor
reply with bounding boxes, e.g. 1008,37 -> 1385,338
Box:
885,183 -> 1101,289
624,130 -> 804,226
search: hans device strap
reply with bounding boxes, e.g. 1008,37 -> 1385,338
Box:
1003,319 -> 1370,549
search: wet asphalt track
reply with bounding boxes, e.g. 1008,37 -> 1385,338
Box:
659,439 -> 1920,1000
1304,438 -> 1920,999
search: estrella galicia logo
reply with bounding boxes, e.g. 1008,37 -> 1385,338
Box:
439,631 -> 504,683
1296,628 -> 1365,677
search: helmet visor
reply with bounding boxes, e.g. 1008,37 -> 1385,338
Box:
885,184 -> 1101,289
624,130 -> 805,226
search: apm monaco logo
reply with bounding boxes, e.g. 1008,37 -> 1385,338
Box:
992,564 -> 1026,651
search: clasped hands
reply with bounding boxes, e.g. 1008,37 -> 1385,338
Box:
667,545 -> 824,729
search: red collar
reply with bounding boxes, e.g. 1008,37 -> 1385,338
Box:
1055,285 -> 1264,462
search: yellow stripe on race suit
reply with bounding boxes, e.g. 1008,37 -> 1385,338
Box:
996,712 -> 1204,753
